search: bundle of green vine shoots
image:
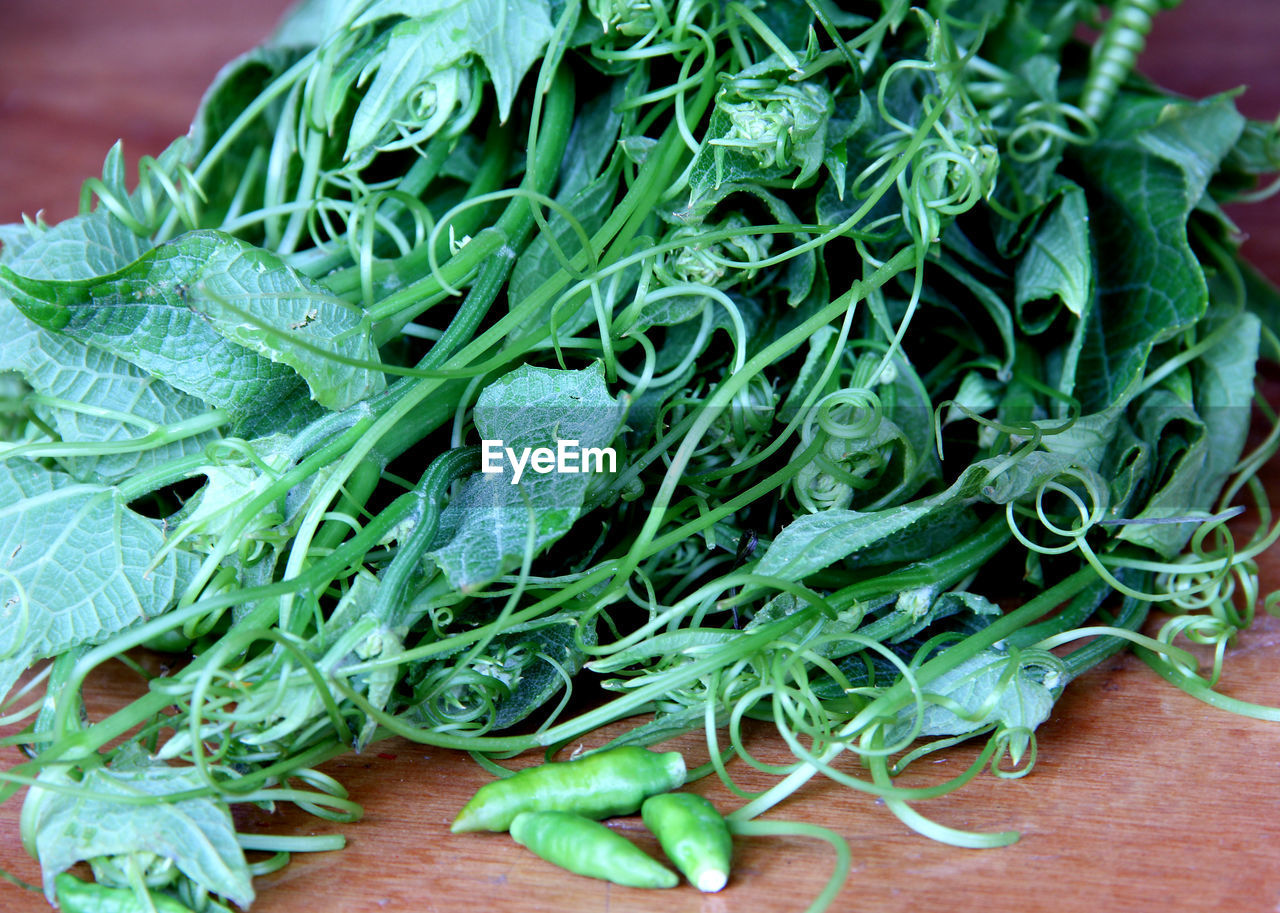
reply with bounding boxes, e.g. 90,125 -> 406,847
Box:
2,0 -> 1280,909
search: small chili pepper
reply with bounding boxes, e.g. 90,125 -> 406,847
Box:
54,873 -> 196,913
641,792 -> 733,892
510,811 -> 678,889
451,746 -> 686,832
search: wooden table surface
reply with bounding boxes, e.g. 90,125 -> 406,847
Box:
3,3 -> 1280,912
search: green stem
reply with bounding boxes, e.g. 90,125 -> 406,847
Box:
324,117 -> 516,300
310,456 -> 384,555
367,447 -> 478,628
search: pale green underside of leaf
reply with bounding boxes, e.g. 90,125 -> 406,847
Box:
428,362 -> 626,590
1,229 -> 384,416
32,753 -> 252,907
0,299 -> 218,485
1014,182 -> 1091,322
0,460 -> 193,700
3,209 -> 150,280
0,212 -> 216,481
889,649 -> 1055,743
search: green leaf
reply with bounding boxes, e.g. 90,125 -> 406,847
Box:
268,0 -> 353,47
1233,250 -> 1280,339
556,74 -> 629,199
889,648 -> 1056,743
934,252 -> 1016,377
687,72 -> 834,212
506,77 -> 630,307
889,590 -> 1002,644
345,18 -> 470,159
509,165 -> 619,310
756,479 -> 976,584
1116,311 -> 1260,556
0,223 -> 38,265
1193,310 -> 1263,501
674,183 -> 816,306
1114,389 -> 1204,556
757,447 -> 1093,582
846,507 -> 986,569
428,363 -> 626,590
1,230 -> 384,417
352,0 -> 553,145
403,609 -> 597,730
0,460 -> 193,700
985,56 -> 1067,257
31,750 -> 252,907
1070,93 -> 1245,410
944,371 -> 1003,426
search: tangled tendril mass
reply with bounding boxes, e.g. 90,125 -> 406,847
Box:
2,0 -> 1280,909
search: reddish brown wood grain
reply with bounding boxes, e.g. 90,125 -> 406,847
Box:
1,2 -> 1279,912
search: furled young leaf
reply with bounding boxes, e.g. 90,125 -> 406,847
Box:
428,363 -> 626,590
1116,310 -> 1260,556
1014,181 -> 1092,330
30,750 -> 252,907
351,0 -> 553,150
0,461 -> 193,700
0,230 -> 384,418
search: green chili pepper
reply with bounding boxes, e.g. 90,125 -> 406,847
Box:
451,746 -> 686,832
54,873 -> 196,913
641,792 -> 733,892
510,811 -> 678,889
